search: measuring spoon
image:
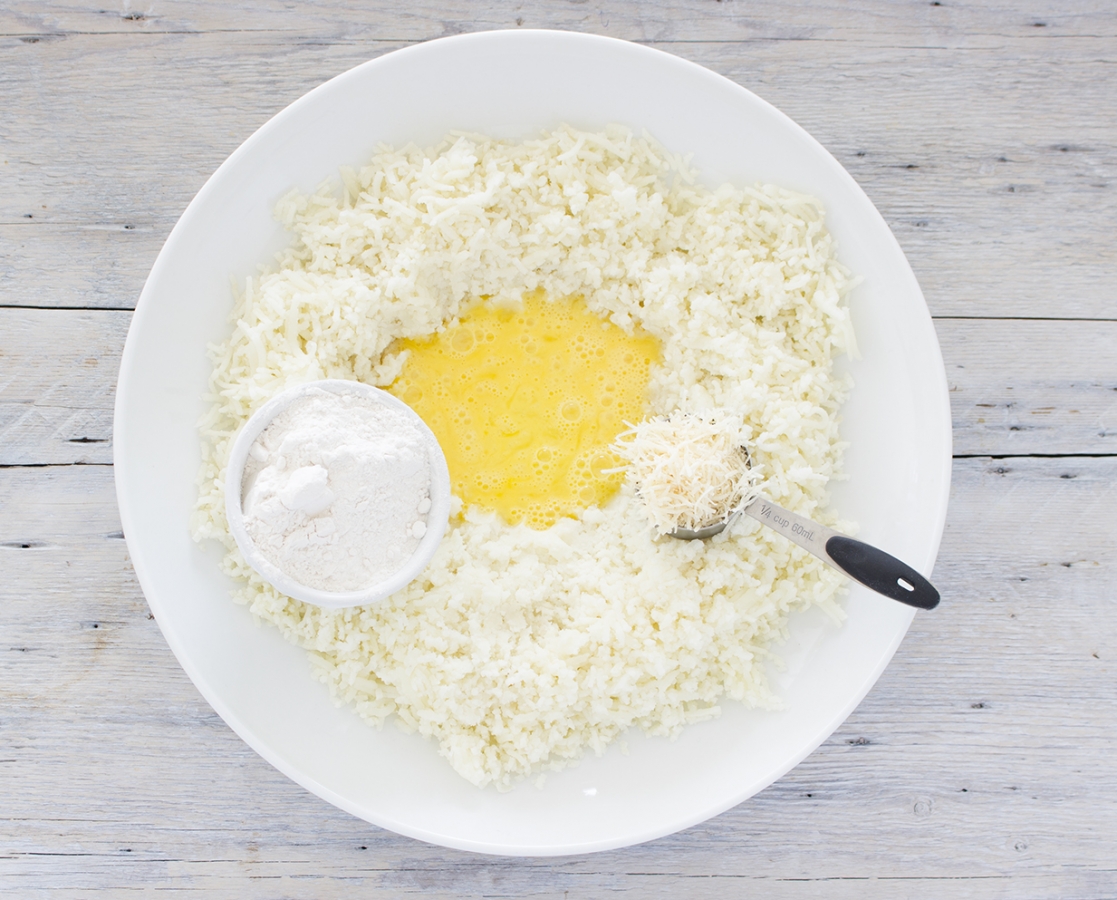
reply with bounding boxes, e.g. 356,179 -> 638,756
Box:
670,498 -> 940,610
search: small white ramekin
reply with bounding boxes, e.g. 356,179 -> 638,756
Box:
224,379 -> 451,609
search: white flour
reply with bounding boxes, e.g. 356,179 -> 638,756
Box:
241,389 -> 432,592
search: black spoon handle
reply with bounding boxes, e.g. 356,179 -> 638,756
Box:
825,535 -> 940,610
743,499 -> 940,610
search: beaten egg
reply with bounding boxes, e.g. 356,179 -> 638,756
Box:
390,292 -> 659,529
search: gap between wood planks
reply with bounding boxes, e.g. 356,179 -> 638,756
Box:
4,305 -> 1116,325
4,31 -> 1104,42
4,306 -> 1115,322
955,452 -> 1117,459
938,316 -> 1117,323
0,462 -> 114,468
0,304 -> 135,312
2,455 -> 1112,472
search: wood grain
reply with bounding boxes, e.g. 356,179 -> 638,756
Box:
2,6 -> 1114,317
0,223 -> 164,311
0,308 -> 126,465
944,318 -> 1117,457
3,310 -> 1114,465
1,459 -> 1114,896
2,0 -> 1114,42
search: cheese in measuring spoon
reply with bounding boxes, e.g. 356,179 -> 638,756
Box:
390,293 -> 660,529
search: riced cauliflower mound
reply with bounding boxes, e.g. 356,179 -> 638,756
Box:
192,126 -> 856,789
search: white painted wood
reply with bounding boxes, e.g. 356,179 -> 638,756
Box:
3,310 -> 1114,465
2,0 -> 1115,895
0,309 -> 126,465
0,224 -> 164,310
943,318 -> 1117,457
1,0 -> 1110,41
1,5 -> 1114,317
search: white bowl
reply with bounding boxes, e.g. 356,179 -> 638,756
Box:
114,30 -> 951,856
224,380 -> 452,610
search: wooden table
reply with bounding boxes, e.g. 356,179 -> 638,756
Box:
3,2 -> 1115,896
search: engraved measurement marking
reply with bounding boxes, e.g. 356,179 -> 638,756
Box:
759,504 -> 815,542
759,504 -> 790,529
791,522 -> 815,542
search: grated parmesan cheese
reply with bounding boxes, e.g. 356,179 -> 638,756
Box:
613,412 -> 762,534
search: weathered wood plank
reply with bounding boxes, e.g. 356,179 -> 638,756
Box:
0,459 -> 1114,896
2,29 -> 1114,317
0,224 -> 164,310
0,308 -> 127,465
2,309 -> 1113,464
1,0 -> 1112,42
944,318 -> 1117,457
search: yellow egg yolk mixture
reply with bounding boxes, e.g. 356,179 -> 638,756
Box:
390,293 -> 660,529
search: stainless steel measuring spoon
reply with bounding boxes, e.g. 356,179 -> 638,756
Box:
670,499 -> 940,610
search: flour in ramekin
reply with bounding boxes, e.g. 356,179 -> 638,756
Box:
241,389 -> 431,592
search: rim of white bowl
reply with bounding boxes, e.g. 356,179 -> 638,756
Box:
113,28 -> 953,857
223,380 -> 452,609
